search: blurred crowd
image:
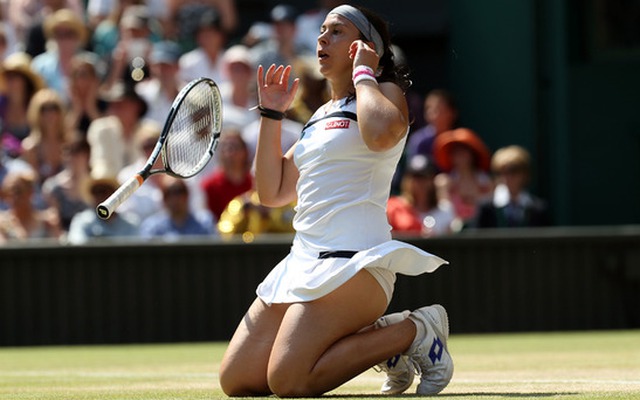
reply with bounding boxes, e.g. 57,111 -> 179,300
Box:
0,0 -> 550,245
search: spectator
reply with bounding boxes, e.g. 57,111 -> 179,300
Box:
218,44 -> 259,131
41,137 -> 91,231
167,0 -> 238,49
178,7 -> 226,84
87,0 -> 166,32
31,9 -> 89,103
217,189 -> 295,241
100,4 -> 157,87
392,89 -> 458,195
387,154 -> 456,237
87,80 -> 148,178
406,89 -> 459,162
21,88 -> 75,185
0,169 -> 61,243
1,52 -> 45,143
23,0 -> 84,58
140,175 -> 217,240
91,0 -> 145,61
0,133 -> 35,210
251,4 -> 310,82
472,145 -> 551,228
66,166 -> 139,244
433,127 -> 493,226
200,129 -> 252,221
65,52 -> 108,136
136,40 -> 185,126
7,0 -> 84,47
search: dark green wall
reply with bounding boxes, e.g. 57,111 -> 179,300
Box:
449,0 -> 640,225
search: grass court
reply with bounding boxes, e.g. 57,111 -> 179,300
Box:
2,330 -> 639,399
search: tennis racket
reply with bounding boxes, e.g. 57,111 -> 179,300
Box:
96,77 -> 222,220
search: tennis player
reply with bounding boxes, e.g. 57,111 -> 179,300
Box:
219,4 -> 453,397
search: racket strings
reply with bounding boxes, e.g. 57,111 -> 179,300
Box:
164,81 -> 220,177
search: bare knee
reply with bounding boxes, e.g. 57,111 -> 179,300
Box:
267,366 -> 322,398
220,362 -> 271,397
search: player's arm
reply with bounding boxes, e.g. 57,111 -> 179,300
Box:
355,81 -> 409,152
254,120 -> 299,208
254,64 -> 300,208
350,40 -> 409,152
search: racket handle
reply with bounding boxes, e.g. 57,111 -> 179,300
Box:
96,175 -> 143,220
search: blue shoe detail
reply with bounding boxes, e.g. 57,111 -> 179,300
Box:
428,336 -> 444,364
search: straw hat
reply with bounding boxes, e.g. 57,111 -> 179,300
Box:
432,128 -> 491,172
43,9 -> 88,45
2,52 -> 45,91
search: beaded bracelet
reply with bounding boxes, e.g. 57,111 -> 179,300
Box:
253,105 -> 286,120
352,65 -> 377,86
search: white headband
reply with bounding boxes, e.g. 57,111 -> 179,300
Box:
329,5 -> 384,57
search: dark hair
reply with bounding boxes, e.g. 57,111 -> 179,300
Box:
355,5 -> 412,92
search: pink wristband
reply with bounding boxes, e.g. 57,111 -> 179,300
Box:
352,65 -> 377,86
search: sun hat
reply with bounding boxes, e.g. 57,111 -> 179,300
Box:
432,128 -> 491,172
43,9 -> 88,45
2,52 -> 45,91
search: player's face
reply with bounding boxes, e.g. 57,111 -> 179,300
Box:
317,14 -> 360,78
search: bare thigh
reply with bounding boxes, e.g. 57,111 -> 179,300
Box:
267,269 -> 392,396
220,269 -> 407,397
219,297 -> 288,396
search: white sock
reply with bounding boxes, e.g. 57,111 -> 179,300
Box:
406,313 -> 426,355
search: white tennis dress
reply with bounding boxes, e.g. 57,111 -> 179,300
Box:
256,97 -> 447,305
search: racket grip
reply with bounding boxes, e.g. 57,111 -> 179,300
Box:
96,175 -> 143,220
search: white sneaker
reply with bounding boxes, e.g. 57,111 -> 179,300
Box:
374,311 -> 415,395
407,304 -> 454,395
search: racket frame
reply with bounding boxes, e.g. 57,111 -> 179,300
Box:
96,77 -> 222,220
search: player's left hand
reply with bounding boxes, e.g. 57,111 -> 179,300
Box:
349,40 -> 379,72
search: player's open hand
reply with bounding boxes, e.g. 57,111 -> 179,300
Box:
256,64 -> 299,113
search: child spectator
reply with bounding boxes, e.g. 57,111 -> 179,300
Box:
472,145 -> 551,228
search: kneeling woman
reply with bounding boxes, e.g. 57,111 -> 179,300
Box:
219,4 -> 454,397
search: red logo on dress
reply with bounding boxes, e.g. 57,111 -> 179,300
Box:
325,119 -> 350,130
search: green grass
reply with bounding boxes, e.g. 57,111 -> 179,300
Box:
1,330 -> 640,399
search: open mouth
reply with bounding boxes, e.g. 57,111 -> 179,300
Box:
318,51 -> 329,61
